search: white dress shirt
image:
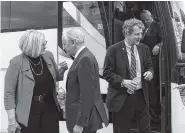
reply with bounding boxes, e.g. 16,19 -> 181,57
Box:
74,46 -> 86,59
125,41 -> 142,89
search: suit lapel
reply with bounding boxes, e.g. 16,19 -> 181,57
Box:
66,48 -> 88,90
120,41 -> 129,70
22,54 -> 35,82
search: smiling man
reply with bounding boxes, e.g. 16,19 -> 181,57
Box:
103,18 -> 154,133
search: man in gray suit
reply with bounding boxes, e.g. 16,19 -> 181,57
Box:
63,29 -> 109,133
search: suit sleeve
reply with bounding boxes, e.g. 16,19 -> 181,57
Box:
145,45 -> 154,75
76,57 -> 95,127
4,60 -> 20,110
103,46 -> 125,89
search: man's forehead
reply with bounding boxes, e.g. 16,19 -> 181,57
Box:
141,13 -> 151,18
133,25 -> 142,30
131,26 -> 143,34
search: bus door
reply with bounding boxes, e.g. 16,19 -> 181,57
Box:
162,1 -> 185,133
155,1 -> 185,133
112,1 -> 163,133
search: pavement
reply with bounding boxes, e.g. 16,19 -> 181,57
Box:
59,122 -> 113,133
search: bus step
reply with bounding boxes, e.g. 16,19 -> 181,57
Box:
129,129 -> 161,133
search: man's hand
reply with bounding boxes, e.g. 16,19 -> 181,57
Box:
174,84 -> 185,90
152,44 -> 160,55
59,61 -> 68,71
143,71 -> 153,81
73,125 -> 84,133
8,118 -> 21,133
121,79 -> 137,91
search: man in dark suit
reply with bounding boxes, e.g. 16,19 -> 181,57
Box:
140,10 -> 162,119
103,18 -> 153,133
63,29 -> 109,133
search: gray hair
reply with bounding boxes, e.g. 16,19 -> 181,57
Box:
140,10 -> 153,19
19,30 -> 45,58
62,32 -> 68,46
66,28 -> 85,45
122,18 -> 145,36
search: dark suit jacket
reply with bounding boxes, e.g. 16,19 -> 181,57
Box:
65,48 -> 109,133
103,41 -> 153,112
141,20 -> 162,65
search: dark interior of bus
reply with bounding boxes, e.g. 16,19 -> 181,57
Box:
104,1 -> 162,132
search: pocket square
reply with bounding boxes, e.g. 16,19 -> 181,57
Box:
122,48 -> 125,50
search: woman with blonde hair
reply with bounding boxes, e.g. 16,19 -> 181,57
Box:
4,30 -> 68,133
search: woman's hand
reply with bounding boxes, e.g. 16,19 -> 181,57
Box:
8,118 -> 21,133
59,61 -> 68,71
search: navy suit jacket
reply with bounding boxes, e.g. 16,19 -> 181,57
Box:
65,48 -> 109,133
103,41 -> 153,112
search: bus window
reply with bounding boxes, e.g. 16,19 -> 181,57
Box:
1,1 -> 57,32
1,2 -> 10,31
61,1 -> 107,75
0,1 -> 58,69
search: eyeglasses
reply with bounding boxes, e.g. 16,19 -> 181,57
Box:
42,40 -> 47,46
44,41 -> 47,45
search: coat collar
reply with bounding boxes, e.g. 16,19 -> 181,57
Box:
120,41 -> 129,69
67,47 -> 88,75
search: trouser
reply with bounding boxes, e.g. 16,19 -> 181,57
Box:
112,89 -> 151,133
20,101 -> 60,133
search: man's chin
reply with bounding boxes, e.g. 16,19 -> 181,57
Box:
135,41 -> 140,45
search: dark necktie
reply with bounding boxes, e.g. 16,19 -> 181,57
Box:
130,46 -> 137,79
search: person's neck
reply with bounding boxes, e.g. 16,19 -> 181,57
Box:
125,38 -> 134,47
75,45 -> 84,54
28,55 -> 41,63
147,20 -> 154,28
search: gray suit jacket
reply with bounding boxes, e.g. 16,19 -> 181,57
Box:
65,48 -> 109,133
103,41 -> 154,112
4,51 -> 63,127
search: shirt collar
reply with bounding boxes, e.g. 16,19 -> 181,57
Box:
124,40 -> 133,49
75,46 -> 86,59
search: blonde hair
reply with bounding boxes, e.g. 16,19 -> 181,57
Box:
66,28 -> 85,45
19,30 -> 45,58
122,18 -> 145,37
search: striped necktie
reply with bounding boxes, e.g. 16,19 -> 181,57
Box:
130,46 -> 137,79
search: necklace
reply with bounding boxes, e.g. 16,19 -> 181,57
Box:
29,57 -> 41,66
29,57 -> 43,76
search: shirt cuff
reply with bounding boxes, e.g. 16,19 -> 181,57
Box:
121,79 -> 125,87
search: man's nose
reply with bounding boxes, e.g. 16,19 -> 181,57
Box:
138,34 -> 142,39
63,46 -> 66,52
